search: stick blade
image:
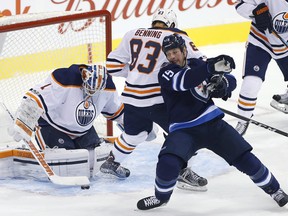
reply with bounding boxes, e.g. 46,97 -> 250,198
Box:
49,175 -> 90,186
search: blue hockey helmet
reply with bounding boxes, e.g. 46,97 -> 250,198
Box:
81,64 -> 107,96
162,33 -> 186,55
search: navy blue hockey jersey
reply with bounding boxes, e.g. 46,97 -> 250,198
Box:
158,58 -> 236,132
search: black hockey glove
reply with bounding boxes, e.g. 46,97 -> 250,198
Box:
207,74 -> 230,100
207,55 -> 235,74
252,3 -> 273,33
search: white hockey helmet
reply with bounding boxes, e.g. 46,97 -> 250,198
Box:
152,8 -> 178,28
81,64 -> 107,96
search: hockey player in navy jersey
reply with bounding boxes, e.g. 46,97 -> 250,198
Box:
234,0 -> 288,135
10,64 -> 124,151
100,8 -> 208,191
136,34 -> 288,210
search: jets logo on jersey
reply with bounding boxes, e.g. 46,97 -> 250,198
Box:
75,100 -> 96,126
190,80 -> 210,103
273,12 -> 288,34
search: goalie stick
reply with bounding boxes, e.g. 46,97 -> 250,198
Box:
0,101 -> 90,187
220,107 -> 288,137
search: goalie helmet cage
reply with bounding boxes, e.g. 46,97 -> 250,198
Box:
0,10 -> 113,138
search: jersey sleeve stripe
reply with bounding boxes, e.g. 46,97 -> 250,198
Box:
25,91 -> 44,109
124,86 -> 161,94
102,103 -> 124,120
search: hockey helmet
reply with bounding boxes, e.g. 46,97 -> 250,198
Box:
81,64 -> 107,96
152,8 -> 178,28
162,34 -> 186,54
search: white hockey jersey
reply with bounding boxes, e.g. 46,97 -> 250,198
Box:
235,0 -> 288,59
106,27 -> 204,107
25,64 -> 124,137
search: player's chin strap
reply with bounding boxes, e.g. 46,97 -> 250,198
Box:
220,107 -> 288,138
0,101 -> 90,188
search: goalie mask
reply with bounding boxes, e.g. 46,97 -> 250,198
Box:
152,8 -> 178,28
81,64 -> 107,96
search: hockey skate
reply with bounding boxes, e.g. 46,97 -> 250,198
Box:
235,121 -> 250,136
177,167 -> 208,192
271,188 -> 288,207
137,196 -> 168,210
270,91 -> 288,114
99,151 -> 130,179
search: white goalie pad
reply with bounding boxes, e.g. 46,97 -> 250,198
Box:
0,141 -> 112,180
270,99 -> 288,114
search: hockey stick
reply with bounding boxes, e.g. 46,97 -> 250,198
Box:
271,29 -> 288,48
249,14 -> 288,48
220,107 -> 288,137
0,102 -> 90,187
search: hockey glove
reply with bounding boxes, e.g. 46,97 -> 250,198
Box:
252,3 -> 273,33
9,97 -> 43,142
207,55 -> 235,74
207,74 -> 230,100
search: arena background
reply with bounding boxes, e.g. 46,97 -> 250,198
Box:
0,0 -> 251,48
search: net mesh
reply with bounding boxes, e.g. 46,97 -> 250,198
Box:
0,10 -> 111,143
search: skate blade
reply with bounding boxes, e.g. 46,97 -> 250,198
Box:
270,100 -> 288,114
176,181 -> 208,192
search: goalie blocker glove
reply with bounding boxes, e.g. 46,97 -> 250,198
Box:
207,55 -> 235,74
252,3 -> 273,33
9,97 -> 43,142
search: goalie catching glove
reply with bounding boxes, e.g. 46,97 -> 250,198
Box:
8,97 -> 43,142
207,55 -> 235,74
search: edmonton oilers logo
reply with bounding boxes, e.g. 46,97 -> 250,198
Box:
75,100 -> 96,126
273,12 -> 288,34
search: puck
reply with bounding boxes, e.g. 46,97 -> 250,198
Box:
81,185 -> 90,190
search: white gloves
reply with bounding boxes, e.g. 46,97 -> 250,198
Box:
9,97 -> 43,142
207,55 -> 236,74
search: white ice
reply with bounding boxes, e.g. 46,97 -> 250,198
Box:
0,42 -> 288,216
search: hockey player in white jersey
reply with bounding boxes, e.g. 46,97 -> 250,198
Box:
234,0 -> 288,135
100,8 -> 208,191
10,64 -> 124,151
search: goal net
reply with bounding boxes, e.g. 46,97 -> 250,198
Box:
0,10 -> 113,143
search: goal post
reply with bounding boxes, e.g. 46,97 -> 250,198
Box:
0,10 -> 113,143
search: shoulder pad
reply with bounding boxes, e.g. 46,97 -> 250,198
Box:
160,62 -> 171,69
52,65 -> 82,87
167,28 -> 188,36
105,74 -> 116,90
